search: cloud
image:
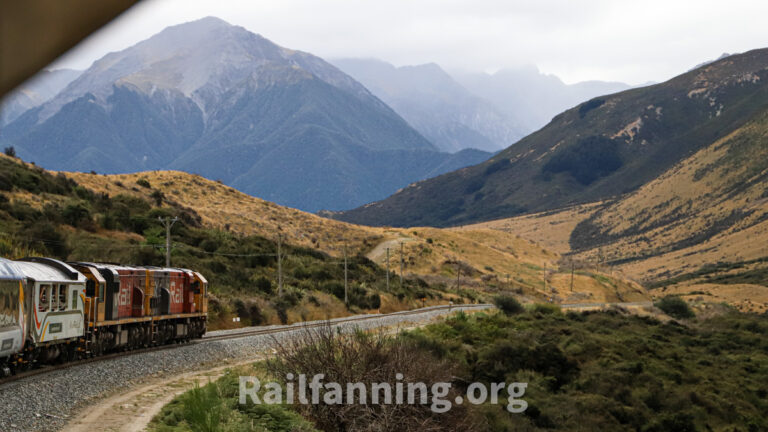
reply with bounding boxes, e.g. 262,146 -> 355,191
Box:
52,0 -> 768,85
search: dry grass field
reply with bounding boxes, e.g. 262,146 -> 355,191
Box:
67,170 -> 381,256
457,202 -> 603,254
461,110 -> 768,310
62,168 -> 647,304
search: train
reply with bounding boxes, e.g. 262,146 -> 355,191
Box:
0,257 -> 208,376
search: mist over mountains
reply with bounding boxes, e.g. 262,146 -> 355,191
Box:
336,48 -> 768,227
333,59 -> 632,153
455,65 -> 631,132
331,59 -> 525,153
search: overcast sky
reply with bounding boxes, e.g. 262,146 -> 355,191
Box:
51,0 -> 768,85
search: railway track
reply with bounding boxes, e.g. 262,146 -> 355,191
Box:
0,303 -> 491,387
1,301 -> 652,387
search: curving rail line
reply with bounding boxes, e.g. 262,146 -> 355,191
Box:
0,301 -> 654,387
0,304 -> 492,387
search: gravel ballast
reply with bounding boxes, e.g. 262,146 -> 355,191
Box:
0,305 -> 490,431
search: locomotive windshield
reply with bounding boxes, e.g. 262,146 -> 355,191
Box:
0,280 -> 20,329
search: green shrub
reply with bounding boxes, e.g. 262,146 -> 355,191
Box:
62,201 -> 92,228
494,294 -> 524,315
322,281 -> 345,299
530,303 -> 561,315
254,276 -> 273,295
21,221 -> 68,258
182,382 -> 225,432
8,201 -> 41,221
150,189 -> 165,206
137,178 -> 151,188
655,296 -> 695,319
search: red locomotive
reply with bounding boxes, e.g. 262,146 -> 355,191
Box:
0,257 -> 208,375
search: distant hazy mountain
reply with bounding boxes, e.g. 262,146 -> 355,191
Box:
0,17 -> 490,212
335,48 -> 768,227
332,58 -> 524,153
455,65 -> 631,132
0,69 -> 81,126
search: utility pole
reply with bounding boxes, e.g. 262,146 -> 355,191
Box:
506,273 -> 510,289
399,242 -> 404,286
456,262 -> 461,291
278,233 -> 284,297
385,247 -> 390,291
158,217 -> 178,267
570,261 -> 575,292
344,242 -> 348,305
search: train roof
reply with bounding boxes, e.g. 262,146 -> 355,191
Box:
189,271 -> 208,284
143,266 -> 191,274
72,262 -> 142,272
0,257 -> 25,281
13,258 -> 86,284
70,263 -> 195,278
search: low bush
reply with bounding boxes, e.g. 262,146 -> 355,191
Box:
655,296 -> 695,319
266,325 -> 482,432
494,295 -> 524,315
530,303 -> 561,315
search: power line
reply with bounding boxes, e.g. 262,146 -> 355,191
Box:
0,232 -> 163,249
189,249 -> 277,257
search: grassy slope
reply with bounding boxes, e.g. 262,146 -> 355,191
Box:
0,155 -> 412,327
467,108 -> 768,312
335,48 -> 768,227
0,154 -> 646,330
64,166 -> 645,304
66,169 -> 382,256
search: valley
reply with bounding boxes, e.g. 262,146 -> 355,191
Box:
64,161 -> 648,306
463,107 -> 768,312
0,153 -> 646,332
336,48 -> 768,228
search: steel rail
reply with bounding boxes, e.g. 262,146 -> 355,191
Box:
0,304 -> 491,387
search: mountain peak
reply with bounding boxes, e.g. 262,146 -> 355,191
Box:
180,15 -> 231,27
1,20 -> 491,213
32,17 -> 377,123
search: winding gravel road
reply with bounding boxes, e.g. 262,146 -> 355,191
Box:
0,304 -> 490,432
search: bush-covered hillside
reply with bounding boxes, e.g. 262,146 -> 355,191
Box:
0,155 -> 465,328
153,306 -> 768,431
405,308 -> 768,431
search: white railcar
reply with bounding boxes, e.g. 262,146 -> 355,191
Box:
0,258 -> 26,375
